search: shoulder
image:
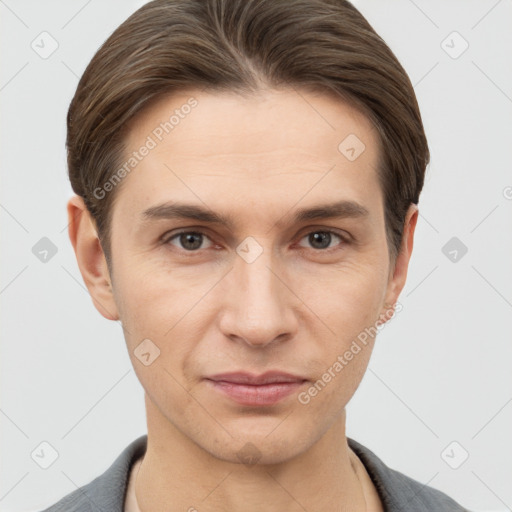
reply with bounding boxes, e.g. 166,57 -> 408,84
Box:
347,437 -> 471,512
39,435 -> 147,512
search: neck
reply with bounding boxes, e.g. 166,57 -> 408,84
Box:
135,395 -> 367,512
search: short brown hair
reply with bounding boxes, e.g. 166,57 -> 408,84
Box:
67,0 -> 429,271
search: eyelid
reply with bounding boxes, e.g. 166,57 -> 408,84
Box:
297,226 -> 351,242
161,224 -> 223,242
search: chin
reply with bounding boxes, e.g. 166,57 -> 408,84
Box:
203,427 -> 313,466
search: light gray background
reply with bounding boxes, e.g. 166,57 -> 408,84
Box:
1,1 -> 511,511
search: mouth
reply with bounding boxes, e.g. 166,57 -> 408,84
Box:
204,371 -> 308,406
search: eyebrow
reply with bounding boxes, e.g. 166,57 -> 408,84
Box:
140,199 -> 370,231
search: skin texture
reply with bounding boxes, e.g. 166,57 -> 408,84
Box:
68,87 -> 418,512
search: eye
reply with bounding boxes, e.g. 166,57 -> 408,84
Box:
297,230 -> 347,251
162,228 -> 349,254
164,231 -> 213,251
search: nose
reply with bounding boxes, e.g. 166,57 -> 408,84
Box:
217,244 -> 299,348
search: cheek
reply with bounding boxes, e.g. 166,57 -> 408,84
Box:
302,262 -> 388,334
297,263 -> 386,393
114,263 -> 211,391
112,261 -> 184,335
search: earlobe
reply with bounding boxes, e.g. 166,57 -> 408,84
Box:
67,195 -> 120,321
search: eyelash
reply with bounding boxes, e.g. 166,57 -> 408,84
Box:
161,228 -> 350,255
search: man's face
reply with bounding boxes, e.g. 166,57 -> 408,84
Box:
87,88 -> 413,463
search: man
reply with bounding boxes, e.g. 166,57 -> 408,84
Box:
42,0 -> 470,510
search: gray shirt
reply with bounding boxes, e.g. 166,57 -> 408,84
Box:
40,435 -> 470,511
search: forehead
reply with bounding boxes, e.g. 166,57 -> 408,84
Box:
115,87 -> 383,226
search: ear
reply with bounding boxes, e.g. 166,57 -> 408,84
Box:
378,203 -> 419,323
67,195 -> 120,321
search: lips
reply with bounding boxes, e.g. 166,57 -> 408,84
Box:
207,371 -> 307,385
204,371 -> 308,406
